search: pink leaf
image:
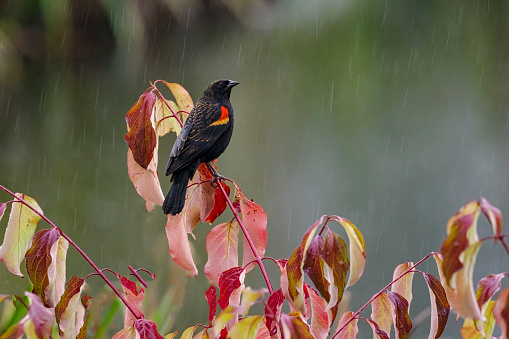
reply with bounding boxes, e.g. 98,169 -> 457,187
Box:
306,284 -> 331,339
127,149 -> 164,211
204,221 -> 239,285
476,273 -> 505,311
335,311 -> 358,339
165,213 -> 198,277
235,189 -> 267,273
25,292 -> 54,339
120,277 -> 144,327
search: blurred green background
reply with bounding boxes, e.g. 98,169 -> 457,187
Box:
1,0 -> 508,337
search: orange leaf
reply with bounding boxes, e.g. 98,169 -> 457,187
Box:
371,293 -> 392,338
160,82 -> 194,117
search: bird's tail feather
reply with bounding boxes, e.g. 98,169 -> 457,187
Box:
163,165 -> 197,215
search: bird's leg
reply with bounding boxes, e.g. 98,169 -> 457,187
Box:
206,162 -> 226,188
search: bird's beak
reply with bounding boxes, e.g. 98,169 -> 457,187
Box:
228,81 -> 240,88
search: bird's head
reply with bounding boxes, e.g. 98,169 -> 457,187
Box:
205,79 -> 240,100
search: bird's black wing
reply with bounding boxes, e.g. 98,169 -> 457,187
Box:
165,100 -> 231,174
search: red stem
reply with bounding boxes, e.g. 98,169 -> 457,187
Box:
213,172 -> 274,295
331,252 -> 438,338
0,185 -> 142,319
154,84 -> 275,295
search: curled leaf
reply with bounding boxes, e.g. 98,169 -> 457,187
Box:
329,215 -> 366,288
0,194 -> 43,277
25,228 -> 64,307
422,273 -> 450,339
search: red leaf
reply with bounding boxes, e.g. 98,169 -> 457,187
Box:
134,319 -> 164,339
219,327 -> 228,339
265,289 -> 284,334
25,228 -> 60,307
205,182 -> 231,223
205,286 -> 217,322
387,291 -> 412,339
218,267 -> 244,309
124,92 -> 157,169
422,273 -> 450,338
477,273 -> 505,311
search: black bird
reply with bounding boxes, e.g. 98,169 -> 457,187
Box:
163,79 -> 239,215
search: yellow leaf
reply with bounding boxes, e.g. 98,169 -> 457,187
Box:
0,194 -> 43,277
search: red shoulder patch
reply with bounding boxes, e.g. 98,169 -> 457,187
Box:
211,106 -> 230,126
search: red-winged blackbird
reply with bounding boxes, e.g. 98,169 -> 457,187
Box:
163,79 -> 240,215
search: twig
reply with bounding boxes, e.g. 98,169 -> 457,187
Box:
0,185 -> 142,319
332,252 -> 438,338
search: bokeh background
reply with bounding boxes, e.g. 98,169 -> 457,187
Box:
1,0 -> 508,337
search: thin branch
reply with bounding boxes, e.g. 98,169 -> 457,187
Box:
211,168 -> 274,295
332,252 -> 438,338
0,185 -> 142,319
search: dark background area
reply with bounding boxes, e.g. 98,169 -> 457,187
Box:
1,0 -> 508,337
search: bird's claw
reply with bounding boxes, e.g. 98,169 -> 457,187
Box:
210,174 -> 226,188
